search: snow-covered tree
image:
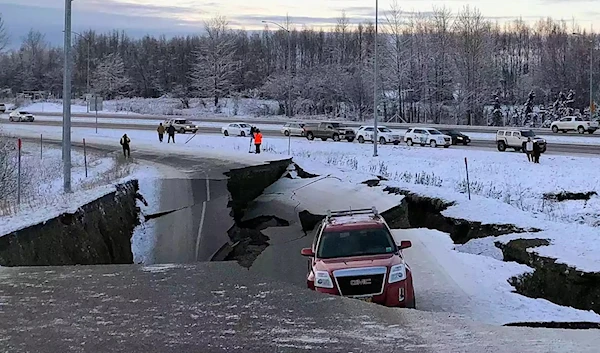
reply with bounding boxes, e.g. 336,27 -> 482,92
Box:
91,53 -> 130,99
189,16 -> 239,108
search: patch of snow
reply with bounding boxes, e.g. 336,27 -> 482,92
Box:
455,237 -> 504,260
395,228 -> 600,325
140,264 -> 181,273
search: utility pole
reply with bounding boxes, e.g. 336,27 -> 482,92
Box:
63,0 -> 72,193
262,19 -> 292,117
373,0 -> 379,157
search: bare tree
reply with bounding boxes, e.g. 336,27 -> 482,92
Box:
92,53 -> 130,99
190,16 -> 239,108
0,12 -> 7,52
452,6 -> 495,125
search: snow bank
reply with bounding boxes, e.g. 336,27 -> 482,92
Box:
396,228 -> 600,324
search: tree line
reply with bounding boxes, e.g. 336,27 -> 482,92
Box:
0,4 -> 597,125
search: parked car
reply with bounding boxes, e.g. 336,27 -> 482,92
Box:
437,129 -> 471,145
164,119 -> 199,134
496,129 -> 547,153
281,122 -> 305,137
356,126 -> 402,145
404,127 -> 451,148
301,207 -> 415,308
0,103 -> 6,113
550,116 -> 598,134
221,122 -> 252,137
8,111 -> 35,122
303,122 -> 356,142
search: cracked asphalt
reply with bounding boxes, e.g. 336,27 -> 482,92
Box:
1,144 -> 599,352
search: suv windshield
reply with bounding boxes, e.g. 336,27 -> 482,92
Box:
317,228 -> 396,259
174,120 -> 187,124
521,130 -> 535,137
427,129 -> 441,135
379,127 -> 392,133
239,123 -> 250,128
327,122 -> 340,128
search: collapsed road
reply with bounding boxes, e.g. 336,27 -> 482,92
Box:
0,144 -> 599,351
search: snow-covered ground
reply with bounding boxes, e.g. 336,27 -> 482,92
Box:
0,140 -> 132,236
396,228 -> 600,325
12,97 -> 281,118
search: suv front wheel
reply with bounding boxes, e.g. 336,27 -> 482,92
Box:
429,140 -> 437,148
497,140 -> 507,152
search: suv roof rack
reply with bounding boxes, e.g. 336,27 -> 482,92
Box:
326,207 -> 379,221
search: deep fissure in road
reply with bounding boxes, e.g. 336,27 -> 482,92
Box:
0,181 -> 141,266
382,185 -> 600,321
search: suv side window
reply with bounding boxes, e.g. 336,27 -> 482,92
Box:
512,131 -> 521,137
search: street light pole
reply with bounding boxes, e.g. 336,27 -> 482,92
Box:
373,0 -> 379,157
262,20 -> 292,117
63,0 -> 72,193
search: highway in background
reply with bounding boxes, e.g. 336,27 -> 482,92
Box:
2,118 -> 598,156
23,110 -> 600,137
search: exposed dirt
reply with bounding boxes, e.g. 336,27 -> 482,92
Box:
543,191 -> 598,202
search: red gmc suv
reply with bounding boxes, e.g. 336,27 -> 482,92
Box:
301,207 -> 415,308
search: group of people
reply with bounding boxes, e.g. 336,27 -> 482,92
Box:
524,137 -> 542,163
156,123 -> 177,143
118,123 -> 265,159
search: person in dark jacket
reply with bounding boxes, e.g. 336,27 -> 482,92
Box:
120,134 -> 131,158
167,124 -> 176,143
157,123 -> 165,142
532,141 -> 541,164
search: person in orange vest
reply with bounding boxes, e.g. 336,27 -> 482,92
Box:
254,129 -> 263,154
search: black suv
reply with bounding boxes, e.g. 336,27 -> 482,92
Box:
438,129 -> 471,145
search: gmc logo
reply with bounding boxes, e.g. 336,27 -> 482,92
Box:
350,279 -> 371,286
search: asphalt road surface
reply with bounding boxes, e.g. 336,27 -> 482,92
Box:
5,119 -> 600,155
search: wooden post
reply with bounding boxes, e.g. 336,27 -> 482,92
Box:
464,157 -> 471,200
83,138 -> 88,178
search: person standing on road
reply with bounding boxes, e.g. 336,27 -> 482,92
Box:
254,129 -> 263,154
120,134 -> 131,158
532,140 -> 541,164
167,124 -> 176,143
157,123 -> 165,142
525,137 -> 534,162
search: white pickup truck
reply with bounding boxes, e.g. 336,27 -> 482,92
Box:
550,116 -> 598,134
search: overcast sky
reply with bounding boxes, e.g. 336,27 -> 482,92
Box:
1,0 -> 597,46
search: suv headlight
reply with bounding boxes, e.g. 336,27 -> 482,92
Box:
314,271 -> 334,289
389,264 -> 406,283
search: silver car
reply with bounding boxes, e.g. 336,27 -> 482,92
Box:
165,119 -> 199,134
9,111 -> 35,122
281,122 -> 306,137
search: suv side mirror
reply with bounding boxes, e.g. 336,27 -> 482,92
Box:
399,241 -> 412,250
301,248 -> 315,257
